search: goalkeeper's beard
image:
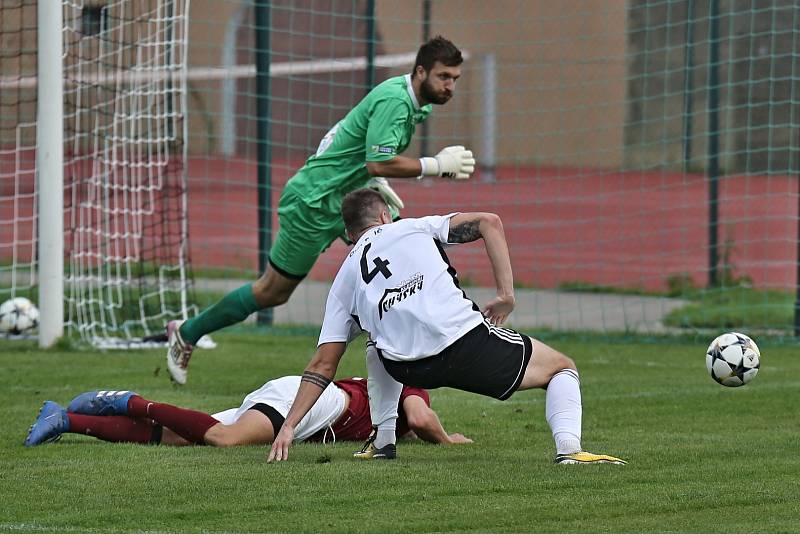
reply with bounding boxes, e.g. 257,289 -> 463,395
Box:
420,77 -> 452,105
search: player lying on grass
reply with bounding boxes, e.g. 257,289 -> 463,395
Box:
267,189 -> 626,465
166,35 -> 475,385
24,375 -> 471,447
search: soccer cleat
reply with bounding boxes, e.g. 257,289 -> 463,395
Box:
353,432 -> 396,460
166,320 -> 194,385
353,442 -> 397,460
67,390 -> 136,416
24,401 -> 69,447
555,451 -> 627,465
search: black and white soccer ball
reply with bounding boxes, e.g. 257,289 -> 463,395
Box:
0,297 -> 40,335
706,332 -> 760,387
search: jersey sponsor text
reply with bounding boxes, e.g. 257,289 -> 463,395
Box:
378,273 -> 424,319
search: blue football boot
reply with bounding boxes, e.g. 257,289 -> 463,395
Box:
24,401 -> 69,446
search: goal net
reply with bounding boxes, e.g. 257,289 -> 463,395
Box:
1,0 -> 197,347
1,1 -> 40,339
63,1 -> 195,347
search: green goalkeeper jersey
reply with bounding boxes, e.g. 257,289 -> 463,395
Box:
283,74 -> 432,217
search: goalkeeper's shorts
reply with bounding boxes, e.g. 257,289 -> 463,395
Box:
269,188 -> 345,279
269,183 -> 400,278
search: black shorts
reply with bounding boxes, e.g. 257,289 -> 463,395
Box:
379,320 -> 533,401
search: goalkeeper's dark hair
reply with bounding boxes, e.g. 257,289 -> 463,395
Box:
342,188 -> 388,239
413,36 -> 463,75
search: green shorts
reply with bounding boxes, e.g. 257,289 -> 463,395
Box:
268,188 -> 345,279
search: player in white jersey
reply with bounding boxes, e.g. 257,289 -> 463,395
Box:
268,189 -> 626,465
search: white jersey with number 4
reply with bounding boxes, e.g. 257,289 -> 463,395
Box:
318,214 -> 484,361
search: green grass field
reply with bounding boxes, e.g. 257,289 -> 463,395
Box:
1,331 -> 798,533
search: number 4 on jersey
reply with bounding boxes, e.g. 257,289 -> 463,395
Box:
360,243 -> 392,283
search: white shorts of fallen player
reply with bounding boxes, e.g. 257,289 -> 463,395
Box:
211,376 -> 346,442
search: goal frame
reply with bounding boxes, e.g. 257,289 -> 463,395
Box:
36,1 -> 64,348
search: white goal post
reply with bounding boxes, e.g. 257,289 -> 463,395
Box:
37,1 -> 64,348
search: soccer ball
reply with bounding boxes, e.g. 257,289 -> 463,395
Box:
706,332 -> 760,387
0,297 -> 40,335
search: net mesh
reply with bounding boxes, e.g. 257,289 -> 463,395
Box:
0,1 -> 38,313
61,1 -> 194,346
0,1 -> 196,346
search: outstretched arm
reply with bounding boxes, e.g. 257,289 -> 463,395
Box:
267,342 -> 346,462
366,146 -> 475,181
402,395 -> 472,445
447,212 -> 515,325
366,156 -> 424,178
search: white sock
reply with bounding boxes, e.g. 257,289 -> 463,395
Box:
546,368 -> 582,455
375,425 -> 396,449
366,340 -> 402,448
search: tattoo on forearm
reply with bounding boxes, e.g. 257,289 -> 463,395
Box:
448,219 -> 481,243
301,371 -> 332,389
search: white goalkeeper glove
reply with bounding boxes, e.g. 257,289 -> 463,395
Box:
419,145 -> 475,180
367,177 -> 404,211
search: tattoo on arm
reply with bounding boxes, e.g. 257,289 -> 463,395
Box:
448,219 -> 482,243
301,371 -> 332,390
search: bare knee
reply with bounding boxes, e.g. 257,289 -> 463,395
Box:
534,338 -> 577,373
541,353 -> 578,387
557,354 -> 577,373
519,339 -> 578,390
203,425 -> 240,447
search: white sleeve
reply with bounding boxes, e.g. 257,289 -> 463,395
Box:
318,275 -> 359,346
413,212 -> 460,243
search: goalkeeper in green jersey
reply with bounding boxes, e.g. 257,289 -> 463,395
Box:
166,36 -> 476,384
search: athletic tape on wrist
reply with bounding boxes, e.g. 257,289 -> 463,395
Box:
419,157 -> 438,178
